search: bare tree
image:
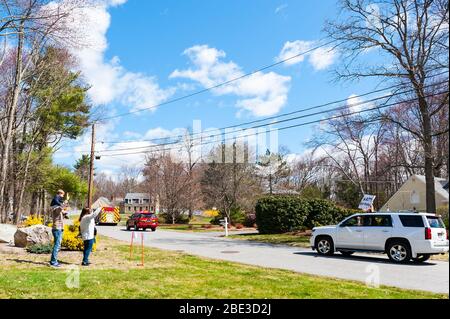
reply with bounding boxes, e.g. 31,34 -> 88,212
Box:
143,153 -> 191,224
180,128 -> 203,219
118,165 -> 142,195
325,0 -> 449,213
201,143 -> 261,223
288,155 -> 327,192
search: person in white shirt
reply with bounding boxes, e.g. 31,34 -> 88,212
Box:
79,207 -> 102,266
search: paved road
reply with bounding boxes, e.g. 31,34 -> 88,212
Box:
98,226 -> 449,294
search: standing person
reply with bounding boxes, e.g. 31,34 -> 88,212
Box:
79,207 -> 102,266
50,190 -> 67,268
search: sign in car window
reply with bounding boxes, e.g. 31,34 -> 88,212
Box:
358,194 -> 376,211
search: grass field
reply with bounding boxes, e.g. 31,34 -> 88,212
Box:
0,237 -> 446,299
229,232 -> 312,248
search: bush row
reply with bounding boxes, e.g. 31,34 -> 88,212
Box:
23,216 -> 97,252
255,196 -> 361,234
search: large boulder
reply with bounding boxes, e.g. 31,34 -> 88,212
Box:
0,224 -> 17,244
14,225 -> 53,248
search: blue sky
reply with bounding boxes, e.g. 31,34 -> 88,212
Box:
54,0 -> 377,175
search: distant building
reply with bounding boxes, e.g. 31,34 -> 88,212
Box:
121,193 -> 159,214
92,197 -> 113,210
381,175 -> 449,212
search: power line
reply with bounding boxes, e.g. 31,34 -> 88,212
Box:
92,39 -> 338,123
95,90 -> 448,158
58,79 -> 449,155
62,70 -> 448,151
100,83 -> 401,145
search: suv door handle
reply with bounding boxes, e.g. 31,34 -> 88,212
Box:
355,230 -> 363,232
382,230 -> 390,233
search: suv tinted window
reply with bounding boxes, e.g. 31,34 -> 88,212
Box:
399,215 -> 424,227
363,215 -> 392,227
427,216 -> 445,228
341,216 -> 363,227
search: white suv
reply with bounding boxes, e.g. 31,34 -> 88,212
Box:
310,212 -> 449,263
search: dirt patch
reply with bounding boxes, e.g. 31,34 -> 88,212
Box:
0,243 -> 27,255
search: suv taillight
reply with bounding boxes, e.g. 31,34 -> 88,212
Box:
425,227 -> 432,240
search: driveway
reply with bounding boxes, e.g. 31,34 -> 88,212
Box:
98,226 -> 449,294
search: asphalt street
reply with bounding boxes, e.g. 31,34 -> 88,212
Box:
98,226 -> 449,294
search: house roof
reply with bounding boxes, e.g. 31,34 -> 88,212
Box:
412,175 -> 449,199
125,193 -> 150,200
92,197 -> 112,209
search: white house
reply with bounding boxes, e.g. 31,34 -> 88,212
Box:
381,175 -> 449,212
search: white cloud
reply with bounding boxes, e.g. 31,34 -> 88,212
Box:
277,40 -> 337,70
170,45 -> 291,117
346,94 -> 375,115
67,0 -> 174,112
347,94 -> 364,113
144,127 -> 186,140
276,41 -> 311,66
275,4 -> 288,14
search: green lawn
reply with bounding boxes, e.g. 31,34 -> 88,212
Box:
229,232 -> 312,248
0,237 -> 446,299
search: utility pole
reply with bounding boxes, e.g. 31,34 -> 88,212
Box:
87,124 -> 95,210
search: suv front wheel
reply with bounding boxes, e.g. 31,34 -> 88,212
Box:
387,241 -> 411,263
316,237 -> 334,256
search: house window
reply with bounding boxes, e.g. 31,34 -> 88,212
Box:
410,190 -> 420,204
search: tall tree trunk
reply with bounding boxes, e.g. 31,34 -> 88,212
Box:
420,100 -> 437,214
0,25 -> 24,223
14,149 -> 33,224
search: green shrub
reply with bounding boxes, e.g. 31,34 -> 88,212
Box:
255,196 -> 310,234
243,213 -> 256,227
230,206 -> 246,225
255,196 -> 361,234
304,199 -> 339,229
26,244 -> 53,254
159,213 -> 189,224
437,205 -> 449,229
209,206 -> 246,226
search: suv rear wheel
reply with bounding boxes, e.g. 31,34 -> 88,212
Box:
387,241 -> 411,263
316,237 -> 334,256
